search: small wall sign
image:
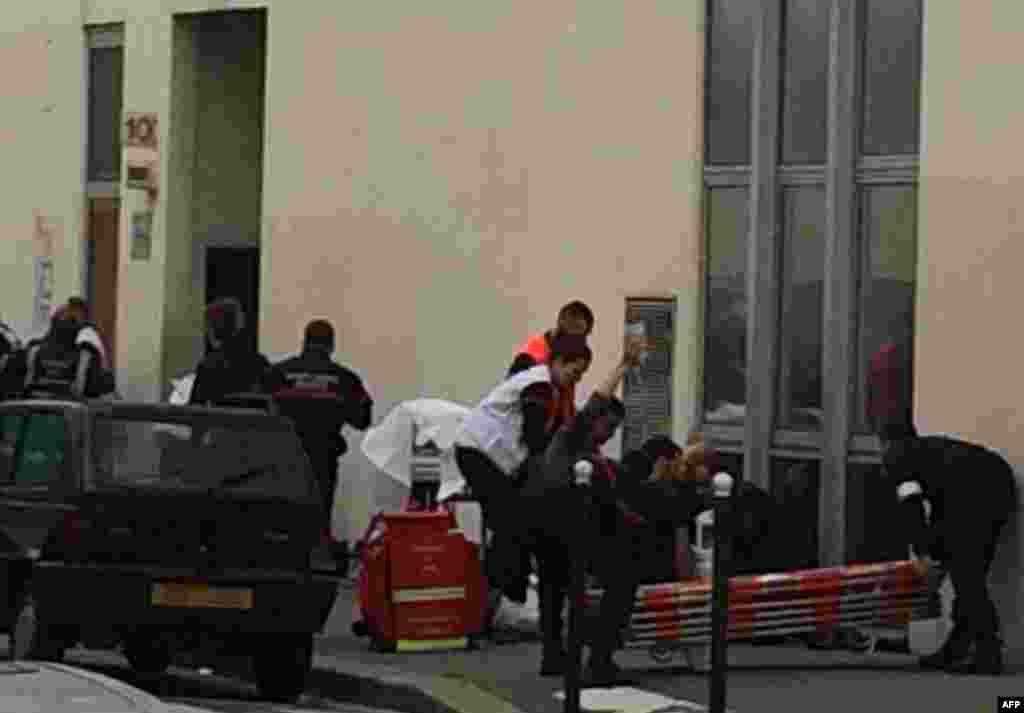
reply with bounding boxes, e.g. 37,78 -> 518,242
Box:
130,210 -> 153,261
124,112 -> 158,150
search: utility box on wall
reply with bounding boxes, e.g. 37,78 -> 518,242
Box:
621,296 -> 677,454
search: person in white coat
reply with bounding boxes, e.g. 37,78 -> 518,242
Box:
454,334 -> 592,601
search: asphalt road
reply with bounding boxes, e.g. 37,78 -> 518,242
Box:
0,636 -> 453,713
8,579 -> 1018,713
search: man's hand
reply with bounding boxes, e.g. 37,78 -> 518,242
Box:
617,502 -> 648,527
910,554 -> 935,580
623,335 -> 647,368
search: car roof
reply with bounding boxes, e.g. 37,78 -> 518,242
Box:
0,661 -> 202,712
1,400 -> 294,430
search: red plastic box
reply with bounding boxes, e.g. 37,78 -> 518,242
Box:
357,508 -> 487,649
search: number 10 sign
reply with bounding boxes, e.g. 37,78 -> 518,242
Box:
124,112 -> 158,150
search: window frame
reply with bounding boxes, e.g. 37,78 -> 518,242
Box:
700,0 -> 921,565
85,24 -> 124,196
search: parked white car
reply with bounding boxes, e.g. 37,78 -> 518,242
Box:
0,660 -> 211,712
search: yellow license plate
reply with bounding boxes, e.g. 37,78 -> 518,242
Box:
151,582 -> 254,610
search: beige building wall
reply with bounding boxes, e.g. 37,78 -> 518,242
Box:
86,2 -> 268,402
917,0 -> 1024,661
8,0 -> 1023,655
0,1 -> 88,338
2,1 -> 707,543
258,1 -> 707,539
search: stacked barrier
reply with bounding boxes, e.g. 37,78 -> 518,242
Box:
585,560 -> 940,655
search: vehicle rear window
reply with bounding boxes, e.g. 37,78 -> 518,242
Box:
92,417 -> 317,501
0,412 -> 67,487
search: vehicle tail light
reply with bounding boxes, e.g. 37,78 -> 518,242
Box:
321,527 -> 335,548
59,511 -> 91,548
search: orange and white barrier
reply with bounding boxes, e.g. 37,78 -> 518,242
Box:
585,560 -> 941,661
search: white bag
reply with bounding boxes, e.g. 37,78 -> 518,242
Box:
361,398 -> 471,496
158,373 -> 196,439
169,373 -> 196,405
490,575 -> 541,633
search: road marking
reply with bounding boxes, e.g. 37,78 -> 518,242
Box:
312,655 -> 529,713
553,687 -> 735,713
167,697 -> 410,712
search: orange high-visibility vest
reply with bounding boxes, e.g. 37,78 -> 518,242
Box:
521,333 -> 551,363
516,332 -> 577,426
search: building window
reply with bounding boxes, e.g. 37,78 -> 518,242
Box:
87,28 -> 124,184
700,0 -> 922,565
703,187 -> 748,425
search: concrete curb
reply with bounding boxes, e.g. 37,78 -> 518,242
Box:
170,697 -> 413,713
315,655 -> 528,713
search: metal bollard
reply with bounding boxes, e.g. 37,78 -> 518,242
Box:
563,460 -> 594,713
687,508 -> 714,672
709,472 -> 734,713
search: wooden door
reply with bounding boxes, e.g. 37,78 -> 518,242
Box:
86,198 -> 120,367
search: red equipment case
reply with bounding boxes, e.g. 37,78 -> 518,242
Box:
354,508 -> 488,651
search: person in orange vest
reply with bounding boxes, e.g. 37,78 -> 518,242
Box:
508,301 -> 595,433
492,302 -> 595,608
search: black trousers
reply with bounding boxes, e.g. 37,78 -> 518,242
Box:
937,515 -> 1012,643
589,522 -> 644,660
454,447 -> 530,596
302,441 -> 342,518
530,526 -> 571,652
935,465 -> 1016,643
454,447 -> 520,531
526,491 -> 641,661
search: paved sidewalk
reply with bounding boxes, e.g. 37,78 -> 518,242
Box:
317,583 -> 1024,713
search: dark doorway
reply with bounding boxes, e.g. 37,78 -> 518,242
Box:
205,247 -> 260,351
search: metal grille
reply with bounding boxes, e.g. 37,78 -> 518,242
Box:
621,297 -> 677,454
410,443 -> 442,488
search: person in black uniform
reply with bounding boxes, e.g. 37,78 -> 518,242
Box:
881,421 -> 1017,675
0,322 -> 24,401
614,436 -> 687,585
189,298 -> 272,408
520,393 -> 627,680
265,320 -> 373,518
22,308 -> 102,400
64,297 -> 116,397
571,436 -> 710,686
517,338 -> 644,682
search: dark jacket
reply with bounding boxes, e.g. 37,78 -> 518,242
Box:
265,349 -> 372,457
616,477 -> 709,583
520,392 -> 619,499
23,321 -> 100,399
617,478 -> 707,530
731,481 -> 791,574
190,332 -> 271,407
884,435 -> 1017,560
0,327 -> 25,401
0,348 -> 26,401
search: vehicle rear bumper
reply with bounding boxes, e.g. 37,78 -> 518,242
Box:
31,561 -> 341,634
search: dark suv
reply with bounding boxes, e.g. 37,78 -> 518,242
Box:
0,399 -> 344,702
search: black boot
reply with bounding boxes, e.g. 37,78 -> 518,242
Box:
583,652 -> 634,688
538,586 -> 567,676
539,641 -> 566,677
949,636 -> 1004,676
919,624 -> 974,670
